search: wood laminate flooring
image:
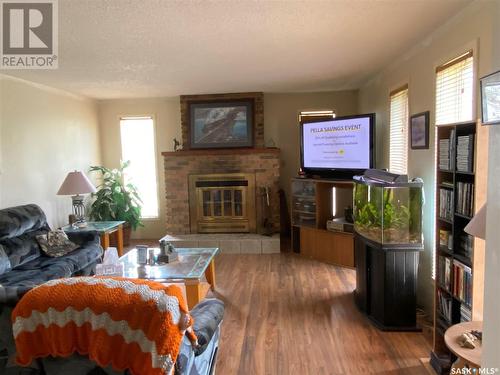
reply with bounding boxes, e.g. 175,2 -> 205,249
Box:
126,242 -> 431,374
212,253 -> 431,375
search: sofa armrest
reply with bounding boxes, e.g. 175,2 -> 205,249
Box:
66,231 -> 100,247
190,298 -> 224,356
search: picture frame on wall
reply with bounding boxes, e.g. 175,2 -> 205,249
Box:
410,111 -> 430,149
480,70 -> 500,125
188,99 -> 254,149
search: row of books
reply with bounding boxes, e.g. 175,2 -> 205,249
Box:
456,182 -> 474,217
439,229 -> 453,250
437,285 -> 473,323
438,129 -> 455,171
438,289 -> 453,322
457,134 -> 474,173
439,188 -> 454,221
437,255 -> 452,291
452,260 -> 472,306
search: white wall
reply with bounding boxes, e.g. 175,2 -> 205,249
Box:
358,1 -> 494,316
482,0 -> 500,369
97,98 -> 181,239
0,76 -> 101,228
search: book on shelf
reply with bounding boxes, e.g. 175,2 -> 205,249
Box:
438,255 -> 452,291
438,289 -> 453,322
452,259 -> 472,306
456,182 -> 474,217
457,233 -> 474,259
439,129 -> 456,170
439,229 -> 452,250
456,134 -> 474,173
439,189 -> 454,221
460,303 -> 472,322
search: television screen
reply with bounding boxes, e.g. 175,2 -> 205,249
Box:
301,114 -> 375,173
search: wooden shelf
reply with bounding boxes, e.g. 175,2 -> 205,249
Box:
292,194 -> 316,200
455,212 -> 473,220
438,246 -> 453,256
438,217 -> 453,224
453,253 -> 472,267
456,170 -> 474,176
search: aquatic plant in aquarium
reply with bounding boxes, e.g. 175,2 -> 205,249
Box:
353,174 -> 423,246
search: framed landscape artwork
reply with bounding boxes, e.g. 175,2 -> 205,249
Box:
480,70 -> 500,125
410,111 -> 429,149
189,100 -> 254,149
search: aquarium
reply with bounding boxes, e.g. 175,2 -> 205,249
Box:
353,174 -> 423,246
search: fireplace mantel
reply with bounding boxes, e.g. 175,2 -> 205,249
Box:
162,147 -> 279,157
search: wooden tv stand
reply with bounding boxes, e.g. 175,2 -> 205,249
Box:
290,177 -> 354,268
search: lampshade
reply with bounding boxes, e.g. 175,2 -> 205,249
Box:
464,203 -> 486,240
57,171 -> 96,196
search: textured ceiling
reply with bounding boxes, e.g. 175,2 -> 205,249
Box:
2,0 -> 471,99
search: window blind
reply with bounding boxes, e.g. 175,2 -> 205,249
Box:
389,86 -> 409,175
435,51 -> 474,125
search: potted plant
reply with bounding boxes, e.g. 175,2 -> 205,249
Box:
88,161 -> 143,246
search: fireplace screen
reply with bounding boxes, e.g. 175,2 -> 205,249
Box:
189,173 -> 256,233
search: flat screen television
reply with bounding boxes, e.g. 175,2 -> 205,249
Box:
300,113 -> 375,179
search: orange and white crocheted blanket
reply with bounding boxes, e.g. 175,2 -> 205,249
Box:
12,277 -> 198,375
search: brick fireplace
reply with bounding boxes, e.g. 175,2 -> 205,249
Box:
162,148 -> 280,234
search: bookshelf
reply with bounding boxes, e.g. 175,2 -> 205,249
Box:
431,122 -> 479,374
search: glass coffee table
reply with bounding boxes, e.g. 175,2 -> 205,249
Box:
119,247 -> 219,309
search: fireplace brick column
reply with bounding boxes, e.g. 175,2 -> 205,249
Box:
163,148 -> 280,235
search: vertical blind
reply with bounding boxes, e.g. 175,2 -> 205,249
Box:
120,116 -> 159,219
435,51 -> 474,125
389,86 -> 409,175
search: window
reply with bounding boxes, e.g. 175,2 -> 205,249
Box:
389,85 -> 409,175
120,116 -> 159,218
298,110 -> 335,122
435,51 -> 474,125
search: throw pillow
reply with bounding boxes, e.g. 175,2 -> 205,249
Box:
36,230 -> 79,257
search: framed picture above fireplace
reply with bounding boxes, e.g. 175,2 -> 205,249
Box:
189,100 -> 254,149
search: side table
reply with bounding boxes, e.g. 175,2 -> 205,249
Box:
444,321 -> 482,371
62,221 -> 126,256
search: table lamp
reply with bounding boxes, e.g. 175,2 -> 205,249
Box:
57,171 -> 96,224
464,204 -> 486,240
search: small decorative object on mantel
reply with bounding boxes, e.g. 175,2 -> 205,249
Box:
265,138 -> 276,148
480,70 -> 500,125
188,99 -> 254,149
410,111 -> 430,149
173,138 -> 181,151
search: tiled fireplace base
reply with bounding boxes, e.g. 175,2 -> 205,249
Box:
161,233 -> 280,254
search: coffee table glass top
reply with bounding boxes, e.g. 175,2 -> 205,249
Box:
120,247 -> 219,280
62,221 -> 126,233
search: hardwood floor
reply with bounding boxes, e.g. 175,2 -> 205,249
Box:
211,253 -> 431,375
125,241 -> 431,374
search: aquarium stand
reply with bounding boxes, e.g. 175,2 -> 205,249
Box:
354,233 -> 423,331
